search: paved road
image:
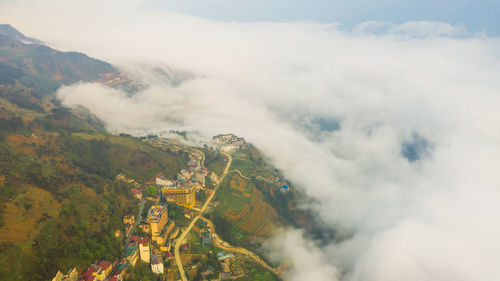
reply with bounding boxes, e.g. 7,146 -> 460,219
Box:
124,196 -> 145,247
199,216 -> 280,275
229,169 -> 252,180
174,151 -> 232,281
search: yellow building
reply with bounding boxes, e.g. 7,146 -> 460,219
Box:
123,214 -> 135,225
148,205 -> 168,237
138,224 -> 150,233
159,241 -> 172,252
162,185 -> 196,208
154,220 -> 175,245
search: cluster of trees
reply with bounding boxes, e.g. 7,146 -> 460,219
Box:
212,215 -> 235,244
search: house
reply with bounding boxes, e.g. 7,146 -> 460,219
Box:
52,268 -> 78,281
79,265 -> 102,281
124,245 -> 139,266
111,259 -> 128,280
123,214 -> 135,225
130,188 -> 142,200
217,252 -> 235,261
201,231 -> 212,247
97,260 -> 112,277
151,254 -> 164,274
129,235 -> 139,246
139,237 -> 150,263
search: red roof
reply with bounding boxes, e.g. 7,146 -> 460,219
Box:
98,260 -> 112,270
130,236 -> 139,243
81,267 -> 96,277
139,237 -> 149,246
83,276 -> 96,281
109,277 -> 118,281
130,188 -> 141,194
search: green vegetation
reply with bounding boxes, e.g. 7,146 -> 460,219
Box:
145,185 -> 157,196
204,150 -> 227,176
237,262 -> 280,281
124,261 -> 158,281
0,34 -> 115,92
0,93 -> 185,280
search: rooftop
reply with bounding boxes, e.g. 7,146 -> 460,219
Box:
148,205 -> 167,222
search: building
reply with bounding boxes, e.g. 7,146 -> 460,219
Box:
151,255 -> 164,274
139,237 -> 150,263
217,252 -> 236,261
124,245 -> 139,266
148,205 -> 169,237
123,214 -> 135,225
170,227 -> 180,239
161,185 -> 196,208
155,177 -> 175,187
201,231 -> 212,247
209,172 -> 219,183
52,268 -> 78,281
213,134 -> 246,152
80,265 -> 102,281
154,220 -> 175,245
138,223 -> 150,233
112,259 -> 128,280
97,260 -> 113,277
130,188 -> 142,200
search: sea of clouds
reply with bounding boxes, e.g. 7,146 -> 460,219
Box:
2,1 -> 500,280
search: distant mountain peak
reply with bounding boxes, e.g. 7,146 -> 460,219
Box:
0,24 -> 44,45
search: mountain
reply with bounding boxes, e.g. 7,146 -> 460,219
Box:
0,24 -> 43,45
0,24 -> 312,281
0,25 -> 185,280
0,25 -> 115,94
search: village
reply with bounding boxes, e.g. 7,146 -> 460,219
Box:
52,134 -> 284,281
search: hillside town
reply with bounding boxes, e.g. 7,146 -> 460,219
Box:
51,135 -> 280,281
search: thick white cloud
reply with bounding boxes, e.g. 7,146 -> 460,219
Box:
3,1 -> 500,281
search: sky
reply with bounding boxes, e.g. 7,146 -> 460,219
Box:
2,1 -> 500,281
141,0 -> 500,36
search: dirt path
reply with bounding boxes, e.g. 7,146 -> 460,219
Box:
199,216 -> 280,275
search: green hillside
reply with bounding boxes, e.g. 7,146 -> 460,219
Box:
0,34 -> 115,94
0,90 -> 186,280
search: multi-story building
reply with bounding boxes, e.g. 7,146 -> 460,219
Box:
151,255 -> 164,274
51,268 -> 78,281
161,185 -> 196,208
148,205 -> 168,237
154,220 -> 175,246
155,177 -> 176,187
139,237 -> 150,263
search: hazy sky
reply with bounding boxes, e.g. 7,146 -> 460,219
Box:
142,0 -> 500,35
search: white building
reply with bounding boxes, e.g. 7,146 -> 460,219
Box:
156,177 -> 175,187
139,237 -> 150,263
151,255 -> 164,274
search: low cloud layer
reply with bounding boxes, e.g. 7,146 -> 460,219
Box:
3,1 -> 500,280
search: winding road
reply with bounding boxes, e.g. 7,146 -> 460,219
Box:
228,169 -> 252,180
174,151 -> 232,281
199,216 -> 280,275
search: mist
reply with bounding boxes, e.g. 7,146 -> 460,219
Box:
3,1 -> 500,280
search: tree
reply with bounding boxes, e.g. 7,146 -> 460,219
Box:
145,185 -> 157,196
